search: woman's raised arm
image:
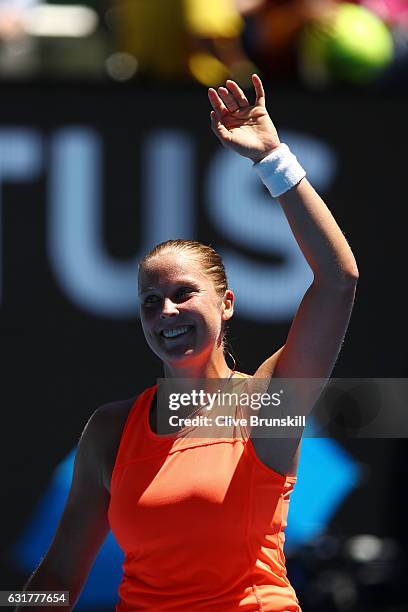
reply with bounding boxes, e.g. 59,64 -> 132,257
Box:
209,75 -> 358,473
208,74 -> 358,382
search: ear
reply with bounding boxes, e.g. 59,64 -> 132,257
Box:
221,289 -> 234,321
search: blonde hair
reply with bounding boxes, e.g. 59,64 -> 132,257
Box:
138,239 -> 228,297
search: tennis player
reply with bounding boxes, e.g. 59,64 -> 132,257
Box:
17,74 -> 358,611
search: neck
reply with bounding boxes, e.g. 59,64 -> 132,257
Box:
162,348 -> 231,380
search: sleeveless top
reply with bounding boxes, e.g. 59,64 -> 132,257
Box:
108,382 -> 301,611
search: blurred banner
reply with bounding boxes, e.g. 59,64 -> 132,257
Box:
1,83 -> 407,611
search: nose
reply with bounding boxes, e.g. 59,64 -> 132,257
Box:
160,297 -> 179,320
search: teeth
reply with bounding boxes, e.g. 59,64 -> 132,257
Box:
162,326 -> 191,338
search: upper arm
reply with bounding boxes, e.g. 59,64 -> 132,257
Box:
273,279 -> 357,380
249,280 -> 357,473
37,408 -> 113,602
255,278 -> 357,412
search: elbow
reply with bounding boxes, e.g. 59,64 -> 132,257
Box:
337,248 -> 359,285
315,262 -> 359,289
342,263 -> 359,287
335,269 -> 359,291
344,258 -> 359,284
341,246 -> 359,284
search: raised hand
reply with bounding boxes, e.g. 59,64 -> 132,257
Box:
208,74 -> 280,163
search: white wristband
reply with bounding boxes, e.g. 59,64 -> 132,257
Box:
253,143 -> 306,198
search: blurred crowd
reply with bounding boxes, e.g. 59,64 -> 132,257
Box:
0,0 -> 407,90
287,532 -> 407,612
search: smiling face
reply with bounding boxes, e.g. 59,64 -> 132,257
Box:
138,250 -> 233,370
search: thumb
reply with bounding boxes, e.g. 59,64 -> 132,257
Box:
211,111 -> 231,146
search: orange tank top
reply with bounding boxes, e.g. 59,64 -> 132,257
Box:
108,384 -> 301,611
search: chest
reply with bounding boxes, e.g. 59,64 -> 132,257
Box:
109,440 -> 286,552
110,441 -> 247,512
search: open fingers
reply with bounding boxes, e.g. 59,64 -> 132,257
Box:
252,74 -> 266,107
208,88 -> 229,117
218,87 -> 240,112
226,80 -> 250,108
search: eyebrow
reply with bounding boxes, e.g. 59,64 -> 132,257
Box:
139,280 -> 200,296
138,287 -> 155,297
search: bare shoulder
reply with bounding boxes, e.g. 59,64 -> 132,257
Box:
89,396 -> 137,493
97,396 -> 136,422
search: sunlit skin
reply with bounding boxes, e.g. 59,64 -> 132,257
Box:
139,251 -> 234,379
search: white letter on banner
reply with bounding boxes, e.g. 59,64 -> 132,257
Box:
48,128 -> 194,317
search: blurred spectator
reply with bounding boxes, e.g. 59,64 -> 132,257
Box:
0,0 -> 38,41
0,0 -> 405,87
237,0 -> 338,81
36,1 -> 108,79
111,0 -> 256,85
300,2 -> 394,87
359,0 -> 408,89
0,0 -> 40,76
361,0 -> 408,26
0,0 -> 110,80
238,0 -> 404,89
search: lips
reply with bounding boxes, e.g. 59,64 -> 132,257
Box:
160,325 -> 194,339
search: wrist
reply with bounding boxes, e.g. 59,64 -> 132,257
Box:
251,145 -> 281,164
253,143 -> 306,198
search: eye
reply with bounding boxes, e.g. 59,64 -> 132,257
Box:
175,287 -> 196,300
143,294 -> 161,307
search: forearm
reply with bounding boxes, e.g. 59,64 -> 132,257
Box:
15,564 -> 73,612
277,177 -> 358,285
207,74 -> 358,286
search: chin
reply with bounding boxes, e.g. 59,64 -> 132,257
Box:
162,348 -> 197,364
